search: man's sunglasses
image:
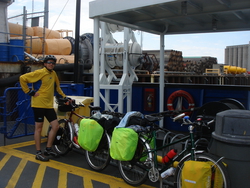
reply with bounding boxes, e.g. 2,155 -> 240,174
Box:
46,61 -> 56,65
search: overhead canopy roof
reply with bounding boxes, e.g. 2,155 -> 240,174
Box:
0,0 -> 14,4
89,0 -> 250,35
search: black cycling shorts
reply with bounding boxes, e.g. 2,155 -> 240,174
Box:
32,108 -> 57,123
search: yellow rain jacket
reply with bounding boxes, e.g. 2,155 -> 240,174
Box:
19,67 -> 66,109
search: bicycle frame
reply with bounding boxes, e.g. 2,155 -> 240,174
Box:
140,123 -> 200,175
62,110 -> 87,148
67,110 -> 87,125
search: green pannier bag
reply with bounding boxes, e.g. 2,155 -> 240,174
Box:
181,160 -> 212,188
78,119 -> 104,152
110,127 -> 138,161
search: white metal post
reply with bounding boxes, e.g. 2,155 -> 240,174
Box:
160,34 -> 165,128
248,42 -> 250,71
93,17 -> 100,106
0,2 -> 9,43
100,22 -> 105,82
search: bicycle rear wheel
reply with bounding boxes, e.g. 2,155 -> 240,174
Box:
52,119 -> 72,155
85,132 -> 111,171
118,137 -> 151,187
174,152 -> 230,188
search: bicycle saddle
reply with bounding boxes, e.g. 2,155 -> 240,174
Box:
88,105 -> 102,111
145,115 -> 161,122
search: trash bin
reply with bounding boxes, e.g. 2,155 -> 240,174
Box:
41,96 -> 94,137
209,109 -> 250,188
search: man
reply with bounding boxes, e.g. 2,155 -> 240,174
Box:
19,55 -> 68,161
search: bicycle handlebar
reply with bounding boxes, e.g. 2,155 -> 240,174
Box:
175,114 -> 214,129
56,97 -> 85,109
149,107 -> 200,117
172,113 -> 186,122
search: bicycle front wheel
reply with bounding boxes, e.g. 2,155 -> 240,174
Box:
118,137 -> 151,187
85,132 -> 111,171
52,119 -> 72,156
174,152 -> 230,188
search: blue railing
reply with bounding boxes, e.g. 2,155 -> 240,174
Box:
0,87 -> 34,139
0,84 -> 93,139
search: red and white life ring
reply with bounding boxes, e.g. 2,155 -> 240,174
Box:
167,90 -> 195,115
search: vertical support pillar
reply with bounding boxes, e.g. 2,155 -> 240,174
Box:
248,42 -> 250,71
44,0 -> 49,28
233,47 -> 238,66
224,47 -> 229,64
229,47 -> 233,66
123,28 -> 129,77
118,87 -> 124,113
117,27 -> 130,113
127,86 -> 132,112
74,0 -> 81,83
100,22 -> 109,110
243,45 -> 248,70
0,2 -> 9,43
22,7 -> 27,44
159,34 -> 165,128
100,22 -> 106,79
238,46 -> 243,68
125,29 -> 134,112
104,89 -> 110,110
93,17 -> 100,106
